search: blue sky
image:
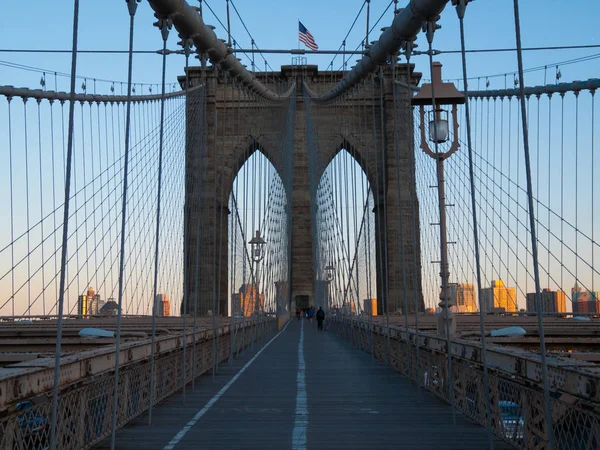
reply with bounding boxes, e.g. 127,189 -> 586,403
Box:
1,1 -> 599,315
1,1 -> 600,93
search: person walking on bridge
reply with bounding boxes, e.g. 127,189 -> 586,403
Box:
316,306 -> 325,331
308,306 -> 315,323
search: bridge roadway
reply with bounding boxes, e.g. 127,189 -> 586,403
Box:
95,318 -> 512,449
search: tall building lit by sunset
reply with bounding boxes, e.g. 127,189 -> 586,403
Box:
232,284 -> 264,317
448,283 -> 477,312
481,280 -> 517,313
77,287 -> 103,317
572,283 -> 600,314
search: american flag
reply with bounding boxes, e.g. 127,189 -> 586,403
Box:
298,21 -> 318,51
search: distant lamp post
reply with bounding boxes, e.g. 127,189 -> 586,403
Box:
324,264 -> 335,313
249,230 -> 266,313
249,229 -> 266,263
324,264 -> 335,282
412,62 -> 465,337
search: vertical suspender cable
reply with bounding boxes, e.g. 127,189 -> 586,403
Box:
405,45 -> 422,394
110,1 -> 138,448
192,53 -> 205,388
343,117 -> 351,318
378,67 -> 392,362
229,79 -> 237,364
365,0 -> 371,52
483,98 -> 489,284
37,100 -> 46,315
215,72 -> 230,373
81,99 -> 89,311
51,98 -> 59,316
574,92 -> 579,288
225,0 -> 231,47
499,94 -> 506,288
515,94 -> 521,308
148,17 -> 170,424
371,73 -> 389,364
241,88 -> 248,354
212,68 -> 219,375
560,93 -> 564,303
24,100 -> 31,316
50,0 -> 80,448
249,93 -> 256,349
8,98 -> 15,315
350,91 -> 362,344
536,94 -> 541,232
392,61 -> 413,385
547,93 -> 552,289
360,80 -> 374,359
592,90 -> 596,296
455,2 -> 494,447
511,1 -> 555,447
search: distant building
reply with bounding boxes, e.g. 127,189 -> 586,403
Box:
99,299 -> 119,316
448,283 -> 478,312
154,294 -> 170,317
78,287 -> 103,317
572,283 -> 600,314
232,284 -> 264,317
481,280 -> 517,313
363,298 -> 377,316
572,283 -> 582,314
526,289 -> 566,313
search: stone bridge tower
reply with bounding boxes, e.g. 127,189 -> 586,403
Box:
182,63 -> 424,317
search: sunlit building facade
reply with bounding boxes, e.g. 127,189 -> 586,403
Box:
77,287 -> 103,317
481,280 -> 517,313
448,283 -> 478,312
363,298 -> 377,316
525,289 -> 566,313
572,283 -> 600,314
232,283 -> 264,317
154,294 -> 171,317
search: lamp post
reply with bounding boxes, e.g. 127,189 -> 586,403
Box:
324,264 -> 335,314
248,230 -> 265,348
248,230 -> 266,314
411,62 -> 465,337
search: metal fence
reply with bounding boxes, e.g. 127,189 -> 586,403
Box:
0,318 -> 277,449
334,318 -> 600,450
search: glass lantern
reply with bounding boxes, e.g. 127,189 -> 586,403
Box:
428,108 -> 449,143
324,264 -> 335,282
249,230 -> 266,263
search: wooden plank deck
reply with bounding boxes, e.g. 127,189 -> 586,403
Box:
95,319 -> 514,449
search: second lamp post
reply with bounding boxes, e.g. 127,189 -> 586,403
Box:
411,62 -> 464,337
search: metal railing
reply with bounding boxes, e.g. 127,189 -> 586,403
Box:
0,318 -> 277,449
334,317 -> 600,450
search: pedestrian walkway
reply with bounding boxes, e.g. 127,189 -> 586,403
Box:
96,319 -> 514,449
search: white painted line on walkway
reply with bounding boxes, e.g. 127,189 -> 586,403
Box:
163,320 -> 292,450
292,319 -> 307,450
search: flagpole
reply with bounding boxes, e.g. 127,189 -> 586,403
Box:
298,19 -> 301,51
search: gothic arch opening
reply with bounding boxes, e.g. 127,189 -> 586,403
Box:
228,149 -> 290,317
315,148 -> 377,316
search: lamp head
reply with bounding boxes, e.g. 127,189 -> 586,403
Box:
324,264 -> 335,281
249,230 -> 266,262
411,62 -> 465,106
